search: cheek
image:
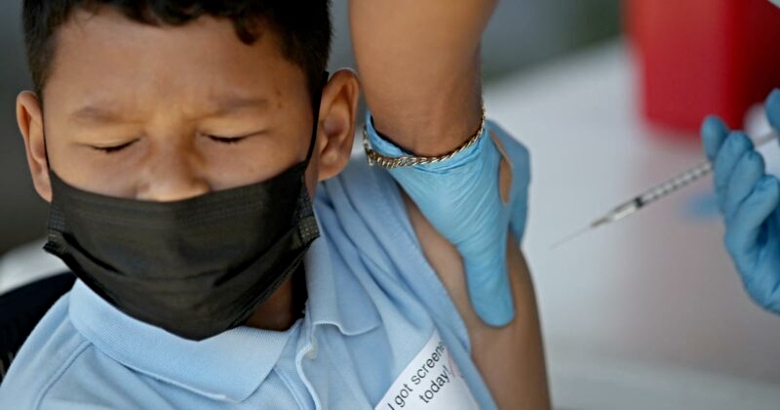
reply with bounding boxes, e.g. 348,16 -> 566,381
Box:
202,112 -> 317,190
45,137 -> 141,198
202,133 -> 312,192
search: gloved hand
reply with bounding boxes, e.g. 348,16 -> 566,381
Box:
701,89 -> 780,314
365,114 -> 530,326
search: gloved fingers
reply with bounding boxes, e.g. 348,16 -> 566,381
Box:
485,120 -> 531,183
462,245 -> 515,327
725,176 -> 780,264
509,200 -> 528,244
486,121 -> 531,244
701,116 -> 730,162
724,151 -> 766,220
743,258 -> 780,315
490,133 -> 513,204
766,89 -> 780,132
742,223 -> 780,314
714,132 -> 754,207
507,159 -> 531,245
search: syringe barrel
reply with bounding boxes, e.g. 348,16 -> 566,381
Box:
638,160 -> 713,206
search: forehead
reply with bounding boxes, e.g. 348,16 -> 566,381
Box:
44,7 -> 307,111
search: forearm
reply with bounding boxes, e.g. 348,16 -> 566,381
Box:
349,0 -> 497,156
404,194 -> 550,409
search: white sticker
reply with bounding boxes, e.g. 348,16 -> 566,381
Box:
375,330 -> 478,410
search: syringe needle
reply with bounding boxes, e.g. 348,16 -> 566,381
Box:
550,215 -> 613,249
550,224 -> 592,249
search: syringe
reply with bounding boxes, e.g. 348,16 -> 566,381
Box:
553,130 -> 780,248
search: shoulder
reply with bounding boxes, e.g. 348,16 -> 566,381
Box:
318,156 -> 397,207
0,293 -> 90,409
316,156 -> 421,271
316,157 -> 416,260
0,292 -> 176,409
313,158 -> 498,407
315,156 -> 472,346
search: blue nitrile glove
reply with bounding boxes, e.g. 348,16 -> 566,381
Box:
701,89 -> 780,314
365,113 -> 530,326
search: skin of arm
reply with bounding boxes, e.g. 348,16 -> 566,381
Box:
351,2 -> 550,407
405,194 -> 550,410
349,0 -> 495,156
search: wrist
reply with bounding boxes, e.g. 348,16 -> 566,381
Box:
363,109 -> 488,171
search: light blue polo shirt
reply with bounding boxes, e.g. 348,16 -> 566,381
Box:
0,156 -> 497,409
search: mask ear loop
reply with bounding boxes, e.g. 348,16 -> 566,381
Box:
39,105 -> 70,241
39,106 -> 66,196
40,102 -> 52,173
39,105 -> 65,192
304,71 -> 329,163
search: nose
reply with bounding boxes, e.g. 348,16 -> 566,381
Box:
136,145 -> 210,202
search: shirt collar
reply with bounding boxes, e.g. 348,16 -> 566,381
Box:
69,278 -> 294,402
68,231 -> 380,403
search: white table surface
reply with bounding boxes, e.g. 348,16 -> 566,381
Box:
484,41 -> 780,409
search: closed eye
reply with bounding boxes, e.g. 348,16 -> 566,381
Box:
90,140 -> 138,154
207,135 -> 247,145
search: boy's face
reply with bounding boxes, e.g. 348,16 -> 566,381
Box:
18,7 -> 358,202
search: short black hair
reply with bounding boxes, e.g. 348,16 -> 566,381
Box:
22,0 -> 332,98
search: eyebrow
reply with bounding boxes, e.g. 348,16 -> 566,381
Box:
70,96 -> 271,124
208,96 -> 270,117
70,104 -> 126,124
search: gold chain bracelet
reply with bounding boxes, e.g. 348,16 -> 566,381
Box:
363,106 -> 486,169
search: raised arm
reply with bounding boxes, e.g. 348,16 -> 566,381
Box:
351,2 -> 550,408
349,0 -> 496,155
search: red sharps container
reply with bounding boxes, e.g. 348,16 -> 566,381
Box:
627,0 -> 780,134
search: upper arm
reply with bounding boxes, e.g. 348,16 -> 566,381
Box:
349,0 -> 496,155
403,194 -> 551,410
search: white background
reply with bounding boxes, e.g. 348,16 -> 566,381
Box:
485,42 -> 780,409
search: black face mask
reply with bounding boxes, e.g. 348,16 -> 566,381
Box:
44,79 -> 325,341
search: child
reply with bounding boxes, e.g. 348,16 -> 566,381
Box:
0,1 -> 549,408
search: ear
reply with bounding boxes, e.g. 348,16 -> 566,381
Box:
17,91 -> 52,202
315,69 -> 360,181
